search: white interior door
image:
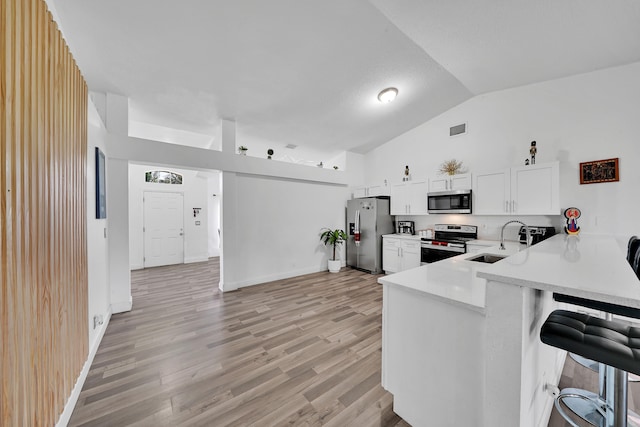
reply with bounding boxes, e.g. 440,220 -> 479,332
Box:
144,191 -> 184,268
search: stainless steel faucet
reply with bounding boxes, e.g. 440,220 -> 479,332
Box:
499,220 -> 530,250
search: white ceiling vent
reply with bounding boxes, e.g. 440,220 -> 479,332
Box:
449,123 -> 467,137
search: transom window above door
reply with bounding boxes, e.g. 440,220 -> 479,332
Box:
145,170 -> 183,184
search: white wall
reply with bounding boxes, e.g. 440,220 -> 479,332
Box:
219,172 -> 350,291
86,99 -> 111,352
207,173 -> 221,257
365,61 -> 640,242
129,164 -> 212,269
108,158 -> 132,313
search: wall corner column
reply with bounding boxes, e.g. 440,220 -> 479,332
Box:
219,171 -> 239,292
107,158 -> 132,312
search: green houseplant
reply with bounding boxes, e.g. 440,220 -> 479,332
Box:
320,228 -> 348,273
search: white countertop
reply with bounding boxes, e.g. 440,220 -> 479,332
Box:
477,234 -> 640,309
378,241 -> 523,313
379,233 -> 640,312
382,234 -> 422,241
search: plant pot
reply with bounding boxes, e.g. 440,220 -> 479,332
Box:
328,260 -> 341,273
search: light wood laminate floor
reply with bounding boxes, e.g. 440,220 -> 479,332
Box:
69,259 -> 407,427
69,258 -> 638,426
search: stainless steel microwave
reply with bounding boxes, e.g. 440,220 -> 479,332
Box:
427,189 -> 472,214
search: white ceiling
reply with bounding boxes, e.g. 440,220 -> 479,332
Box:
51,0 -> 640,154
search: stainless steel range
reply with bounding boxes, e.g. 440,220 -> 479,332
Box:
420,224 -> 478,264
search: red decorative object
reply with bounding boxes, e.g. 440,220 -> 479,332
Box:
579,158 -> 619,184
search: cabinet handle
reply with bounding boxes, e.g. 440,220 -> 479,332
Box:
512,200 -> 516,212
505,200 -> 509,213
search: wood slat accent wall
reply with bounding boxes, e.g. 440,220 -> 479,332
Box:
1,0 -> 89,425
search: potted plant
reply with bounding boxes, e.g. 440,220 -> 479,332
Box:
238,146 -> 248,155
320,228 -> 347,273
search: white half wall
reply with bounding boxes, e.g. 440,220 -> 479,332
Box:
87,97 -> 111,347
107,158 -> 132,313
365,61 -> 640,240
207,173 -> 221,257
220,172 -> 350,291
129,164 -> 212,269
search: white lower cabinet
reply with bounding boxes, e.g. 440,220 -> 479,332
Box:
390,181 -> 428,215
472,161 -> 559,215
383,237 -> 421,273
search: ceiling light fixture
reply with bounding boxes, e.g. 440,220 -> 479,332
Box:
377,87 -> 398,103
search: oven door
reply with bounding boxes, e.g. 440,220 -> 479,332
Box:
420,245 -> 464,264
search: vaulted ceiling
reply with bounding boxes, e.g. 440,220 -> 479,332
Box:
50,0 -> 640,154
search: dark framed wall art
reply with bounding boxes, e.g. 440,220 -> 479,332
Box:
95,147 -> 107,218
579,157 -> 619,185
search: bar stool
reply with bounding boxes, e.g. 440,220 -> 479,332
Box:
541,309 -> 640,427
551,236 -> 640,423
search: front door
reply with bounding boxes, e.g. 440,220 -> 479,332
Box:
143,191 -> 184,267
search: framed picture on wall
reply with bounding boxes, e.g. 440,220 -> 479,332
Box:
579,157 -> 619,185
95,147 -> 107,218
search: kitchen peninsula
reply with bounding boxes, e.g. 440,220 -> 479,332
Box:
379,234 -> 640,427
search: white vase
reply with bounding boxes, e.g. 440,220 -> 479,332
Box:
328,260 -> 341,273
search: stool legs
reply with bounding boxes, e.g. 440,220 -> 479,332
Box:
556,365 -> 638,427
606,366 -> 628,427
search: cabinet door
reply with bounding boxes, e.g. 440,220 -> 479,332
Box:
401,241 -> 421,270
429,176 -> 450,192
472,169 -> 510,215
383,238 -> 400,273
368,183 -> 390,197
450,173 -> 472,190
390,184 -> 408,215
353,187 -> 367,199
406,181 -> 428,215
510,161 -> 559,215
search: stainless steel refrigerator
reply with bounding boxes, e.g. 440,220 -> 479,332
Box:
346,198 -> 395,274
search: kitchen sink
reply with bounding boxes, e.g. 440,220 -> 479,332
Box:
467,254 -> 507,264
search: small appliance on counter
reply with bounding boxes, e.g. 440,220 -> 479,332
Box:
518,226 -> 556,245
397,220 -> 415,235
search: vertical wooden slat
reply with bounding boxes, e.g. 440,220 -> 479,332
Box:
1,0 -> 89,425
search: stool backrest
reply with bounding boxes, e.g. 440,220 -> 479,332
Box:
627,236 -> 640,265
634,246 -> 640,280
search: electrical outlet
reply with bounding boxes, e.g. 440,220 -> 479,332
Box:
93,314 -> 104,329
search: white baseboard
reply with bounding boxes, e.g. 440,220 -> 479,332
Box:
55,308 -> 112,427
184,256 -> 209,264
111,297 -> 132,314
222,265 -> 326,292
130,263 -> 144,271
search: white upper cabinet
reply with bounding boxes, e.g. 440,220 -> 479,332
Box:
353,180 -> 390,198
472,169 -> 511,214
472,161 -> 559,215
391,180 -> 428,215
510,162 -> 560,215
429,173 -> 472,192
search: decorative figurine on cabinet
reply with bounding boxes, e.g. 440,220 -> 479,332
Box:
529,141 -> 537,165
564,207 -> 581,235
267,148 -> 274,159
403,165 -> 411,182
525,159 -> 530,166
